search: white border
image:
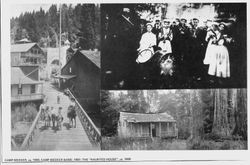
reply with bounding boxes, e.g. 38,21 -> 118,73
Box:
1,0 -> 250,164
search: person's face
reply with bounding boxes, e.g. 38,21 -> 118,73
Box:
163,21 -> 170,28
212,24 -> 217,31
155,20 -> 160,26
146,25 -> 152,32
193,20 -> 199,27
181,20 -> 186,25
176,20 -> 180,25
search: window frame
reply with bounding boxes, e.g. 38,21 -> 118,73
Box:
30,84 -> 36,94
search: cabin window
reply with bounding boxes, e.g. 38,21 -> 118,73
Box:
30,85 -> 35,94
18,86 -> 22,95
21,52 -> 25,58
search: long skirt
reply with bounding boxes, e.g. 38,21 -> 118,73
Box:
203,43 -> 216,65
158,40 -> 172,54
208,45 -> 230,78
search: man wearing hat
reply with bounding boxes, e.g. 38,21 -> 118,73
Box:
152,18 -> 162,44
175,18 -> 189,66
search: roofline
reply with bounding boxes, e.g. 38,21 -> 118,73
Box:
11,82 -> 43,85
11,43 -> 44,53
61,49 -> 78,71
61,49 -> 100,71
126,120 -> 176,123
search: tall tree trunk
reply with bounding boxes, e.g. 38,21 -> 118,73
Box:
212,89 -> 230,137
189,91 -> 193,139
233,89 -> 247,139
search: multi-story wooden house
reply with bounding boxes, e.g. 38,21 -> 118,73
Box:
11,43 -> 44,67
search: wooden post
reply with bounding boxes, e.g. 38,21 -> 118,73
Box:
159,122 -> 161,138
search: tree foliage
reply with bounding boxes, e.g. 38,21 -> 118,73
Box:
11,4 -> 100,50
101,89 -> 247,140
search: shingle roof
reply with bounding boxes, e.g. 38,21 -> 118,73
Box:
120,112 -> 176,123
11,67 -> 42,85
80,50 -> 100,68
11,43 -> 37,53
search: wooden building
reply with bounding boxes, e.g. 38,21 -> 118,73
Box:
60,50 -> 100,116
118,112 -> 178,138
11,67 -> 44,104
11,43 -> 44,66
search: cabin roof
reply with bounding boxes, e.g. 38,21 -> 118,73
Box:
11,43 -> 38,53
61,49 -> 100,72
120,112 -> 176,123
80,50 -> 100,68
11,67 -> 42,85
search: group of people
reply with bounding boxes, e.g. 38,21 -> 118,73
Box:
39,102 -> 64,130
137,17 -> 233,82
39,97 -> 77,130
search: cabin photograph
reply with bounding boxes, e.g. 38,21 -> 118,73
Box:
101,89 -> 247,150
118,112 -> 177,138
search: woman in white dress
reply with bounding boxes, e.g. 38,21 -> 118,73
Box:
204,23 -> 231,79
158,19 -> 173,55
137,23 -> 157,53
136,23 -> 157,63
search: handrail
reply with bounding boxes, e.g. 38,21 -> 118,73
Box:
20,108 -> 42,150
67,88 -> 101,144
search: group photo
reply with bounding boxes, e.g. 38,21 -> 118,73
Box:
101,3 -> 246,89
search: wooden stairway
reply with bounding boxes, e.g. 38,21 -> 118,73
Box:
28,83 -> 100,150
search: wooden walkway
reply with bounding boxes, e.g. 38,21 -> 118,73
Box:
29,82 -> 99,150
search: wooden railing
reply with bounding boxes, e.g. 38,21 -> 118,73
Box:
20,108 -> 42,150
67,89 -> 101,145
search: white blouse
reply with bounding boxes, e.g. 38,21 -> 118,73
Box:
138,32 -> 157,52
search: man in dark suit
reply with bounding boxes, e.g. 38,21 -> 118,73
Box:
152,18 -> 161,45
188,18 -> 207,81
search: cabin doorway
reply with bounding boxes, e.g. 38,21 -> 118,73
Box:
151,123 -> 156,137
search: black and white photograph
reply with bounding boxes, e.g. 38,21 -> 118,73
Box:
1,0 -> 250,164
101,89 -> 247,150
101,3 -> 246,89
10,3 -> 101,150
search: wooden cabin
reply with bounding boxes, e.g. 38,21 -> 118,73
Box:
118,112 -> 178,138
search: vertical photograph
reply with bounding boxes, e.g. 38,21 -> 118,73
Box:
101,3 -> 246,89
101,89 -> 247,150
10,3 -> 101,150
